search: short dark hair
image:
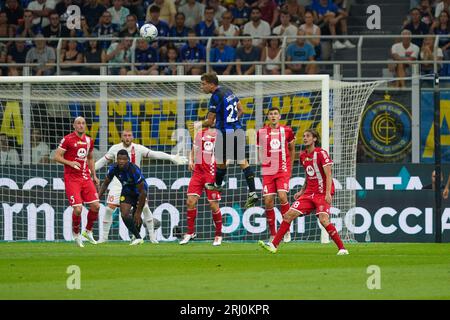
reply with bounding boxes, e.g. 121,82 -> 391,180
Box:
268,107 -> 280,113
201,72 -> 219,85
205,6 -> 215,13
251,7 -> 261,14
117,149 -> 130,159
410,7 -> 421,14
149,5 -> 161,13
175,12 -> 185,19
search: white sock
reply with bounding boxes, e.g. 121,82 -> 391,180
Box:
143,205 -> 156,242
102,206 -> 114,241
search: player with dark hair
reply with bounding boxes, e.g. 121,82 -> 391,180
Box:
259,129 -> 349,255
200,72 -> 258,209
180,122 -> 223,246
257,107 -> 295,242
98,149 -> 149,246
53,117 -> 100,247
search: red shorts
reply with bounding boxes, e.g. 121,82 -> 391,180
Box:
290,193 -> 331,216
262,174 -> 290,196
187,170 -> 221,201
64,175 -> 99,206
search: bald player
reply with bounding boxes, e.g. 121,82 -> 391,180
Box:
95,129 -> 189,243
53,117 -> 100,247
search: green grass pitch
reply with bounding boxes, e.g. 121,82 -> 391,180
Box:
1,242 -> 449,300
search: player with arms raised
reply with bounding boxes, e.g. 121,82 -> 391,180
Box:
200,72 -> 258,209
180,123 -> 223,246
53,117 -> 100,247
257,107 -> 295,242
259,129 -> 349,255
95,129 -> 188,243
98,149 -> 149,246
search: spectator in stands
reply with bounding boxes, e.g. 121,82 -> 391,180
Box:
82,0 -> 107,29
417,0 -> 434,26
7,39 -> 28,75
0,10 -> 14,39
389,29 -> 420,87
25,35 -> 56,75
146,0 -> 176,27
70,15 -> 91,53
257,0 -> 279,28
27,0 -> 56,29
17,9 -> 40,38
60,40 -> 83,75
435,0 -> 450,18
178,0 -> 205,29
104,37 -> 132,75
420,35 -> 443,74
217,10 -> 239,47
272,10 -> 298,44
311,0 -> 354,50
300,10 -> 322,60
31,128 -> 50,164
146,5 -> 170,57
231,0 -> 251,29
55,0 -> 72,17
261,35 -> 281,74
4,0 -> 24,29
209,0 -> 227,25
195,6 -> 217,42
107,0 -> 130,28
235,35 -> 261,75
123,0 -> 146,21
285,29 -> 317,74
281,0 -> 304,26
42,12 -> 71,48
169,12 -> 189,49
160,44 -> 179,75
431,10 -> 450,63
210,35 -> 235,75
181,28 -> 206,75
131,38 -> 159,75
82,39 -> 104,75
92,10 -> 120,50
243,7 -> 270,48
403,7 -> 429,47
0,133 -> 20,166
119,13 -> 139,37
0,43 -> 6,76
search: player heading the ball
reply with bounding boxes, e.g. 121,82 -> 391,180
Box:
98,149 -> 149,246
259,129 -> 349,255
180,122 -> 223,246
53,117 -> 100,248
200,72 -> 259,209
95,129 -> 188,243
257,107 -> 296,243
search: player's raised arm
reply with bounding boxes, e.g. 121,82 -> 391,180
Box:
144,147 -> 188,165
202,111 -> 216,128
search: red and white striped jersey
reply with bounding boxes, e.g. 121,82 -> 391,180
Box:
193,128 -> 217,177
300,147 -> 334,195
257,125 -> 295,176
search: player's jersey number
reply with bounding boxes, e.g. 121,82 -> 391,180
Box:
226,101 -> 238,123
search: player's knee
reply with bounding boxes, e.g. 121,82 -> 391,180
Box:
318,212 -> 329,225
209,201 -> 219,212
283,210 -> 297,222
278,193 -> 288,204
264,197 -> 274,209
72,206 -> 82,215
90,202 -> 100,212
186,197 -> 197,208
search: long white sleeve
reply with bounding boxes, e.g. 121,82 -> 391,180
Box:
146,149 -> 173,161
95,156 -> 110,171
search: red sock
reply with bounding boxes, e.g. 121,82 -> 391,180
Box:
325,224 -> 345,250
187,208 -> 197,234
86,210 -> 99,231
280,202 -> 290,216
212,209 -> 222,237
72,212 -> 81,234
272,221 -> 291,247
265,208 -> 276,236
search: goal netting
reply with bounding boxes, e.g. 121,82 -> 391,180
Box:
0,75 -> 381,243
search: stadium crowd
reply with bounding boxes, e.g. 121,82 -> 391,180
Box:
0,0 -> 358,76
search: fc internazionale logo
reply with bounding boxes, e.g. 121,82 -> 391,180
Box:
360,94 -> 411,160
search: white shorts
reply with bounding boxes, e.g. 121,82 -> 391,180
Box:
106,177 -> 122,206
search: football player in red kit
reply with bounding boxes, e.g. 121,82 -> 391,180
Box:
259,129 -> 348,255
257,107 -> 295,242
53,117 -> 100,247
180,123 -> 223,246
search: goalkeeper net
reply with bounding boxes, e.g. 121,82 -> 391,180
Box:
0,75 -> 381,242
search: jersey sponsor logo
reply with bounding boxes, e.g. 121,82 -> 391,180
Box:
120,195 -> 125,201
76,148 -> 87,159
360,94 -> 411,161
306,165 -> 315,176
204,141 -> 214,152
270,138 -> 281,150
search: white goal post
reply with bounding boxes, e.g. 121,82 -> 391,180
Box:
0,75 -> 381,243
